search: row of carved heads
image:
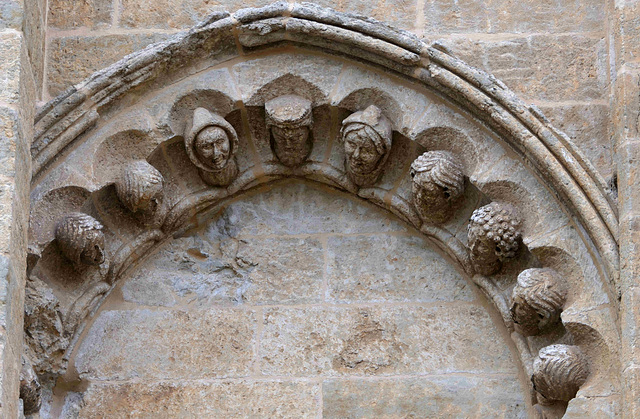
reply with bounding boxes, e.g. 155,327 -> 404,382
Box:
182,97 -> 395,187
510,268 -> 588,406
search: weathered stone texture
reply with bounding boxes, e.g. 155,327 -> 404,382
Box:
538,104 -> 612,180
211,182 -> 407,236
621,1 -> 640,64
436,34 -> 607,102
259,305 -> 517,376
75,309 -> 256,380
0,31 -> 21,104
326,234 -> 473,303
22,0 -> 45,97
65,380 -> 320,418
422,0 -> 604,34
0,0 -> 22,30
119,0 -> 272,29
47,0 -> 112,30
47,33 -> 170,96
323,376 -> 526,418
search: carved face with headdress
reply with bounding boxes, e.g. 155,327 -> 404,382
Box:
265,95 -> 313,167
185,108 -> 239,186
185,108 -> 239,172
341,105 -> 393,186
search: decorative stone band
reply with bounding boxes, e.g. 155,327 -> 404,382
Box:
30,3 -> 618,288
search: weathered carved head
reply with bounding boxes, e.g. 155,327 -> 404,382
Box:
116,160 -> 164,214
265,95 -> 313,167
410,151 -> 464,223
54,213 -> 105,266
532,344 -> 589,402
341,105 -> 393,186
185,107 -> 239,186
468,202 -> 522,276
511,268 -> 567,336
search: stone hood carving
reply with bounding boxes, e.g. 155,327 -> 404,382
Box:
184,107 -> 239,172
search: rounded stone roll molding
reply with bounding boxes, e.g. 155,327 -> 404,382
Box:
341,105 -> 393,187
510,268 -> 568,336
265,95 -> 314,167
115,160 -> 164,213
54,213 -> 106,266
467,202 -> 522,276
410,150 -> 465,224
532,344 -> 590,402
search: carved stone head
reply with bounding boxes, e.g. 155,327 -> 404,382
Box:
55,213 -> 105,266
265,95 -> 313,167
532,344 -> 589,402
467,202 -> 522,276
341,105 -> 393,187
511,268 -> 567,336
185,107 -> 239,186
116,160 -> 164,214
410,151 -> 464,223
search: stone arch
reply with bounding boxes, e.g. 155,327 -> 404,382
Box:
25,3 -> 619,417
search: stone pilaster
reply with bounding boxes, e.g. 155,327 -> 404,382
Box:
0,0 -> 42,415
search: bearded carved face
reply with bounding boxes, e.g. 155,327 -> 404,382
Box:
344,130 -> 383,175
271,125 -> 311,166
195,126 -> 231,170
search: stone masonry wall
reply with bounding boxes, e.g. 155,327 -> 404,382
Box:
46,181 -> 528,417
43,0 -> 614,183
0,0 -> 42,416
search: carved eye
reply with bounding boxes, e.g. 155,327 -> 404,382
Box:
443,187 -> 450,198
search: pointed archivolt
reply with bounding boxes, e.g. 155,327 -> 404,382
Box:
28,3 -> 619,417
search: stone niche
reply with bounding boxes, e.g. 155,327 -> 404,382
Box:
26,4 -> 620,418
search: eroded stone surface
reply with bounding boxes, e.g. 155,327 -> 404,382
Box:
75,309 -> 256,380
64,380 -> 320,418
323,376 -> 527,418
326,234 -> 473,303
47,33 -> 171,96
260,305 -> 517,376
47,0 -> 112,29
208,182 -> 408,236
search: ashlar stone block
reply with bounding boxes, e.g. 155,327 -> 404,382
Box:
323,376 -> 527,418
434,34 -> 607,102
211,181 -> 407,236
260,305 -> 517,376
47,33 -> 171,96
326,234 -> 474,303
47,0 -> 112,30
75,308 -> 256,380
64,380 -> 320,418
